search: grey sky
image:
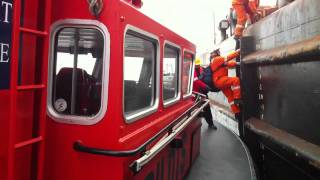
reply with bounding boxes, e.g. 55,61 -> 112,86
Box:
140,0 -> 277,55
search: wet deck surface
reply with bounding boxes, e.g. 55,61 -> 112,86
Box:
186,120 -> 255,180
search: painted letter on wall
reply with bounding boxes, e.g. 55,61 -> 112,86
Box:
0,0 -> 13,89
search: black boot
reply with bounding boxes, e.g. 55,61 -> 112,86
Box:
203,105 -> 217,130
235,112 -> 242,121
208,124 -> 218,130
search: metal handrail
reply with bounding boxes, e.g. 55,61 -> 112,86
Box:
73,94 -> 207,158
130,99 -> 209,173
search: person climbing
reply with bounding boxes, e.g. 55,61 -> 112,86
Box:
232,0 -> 260,38
193,58 -> 217,130
210,49 -> 241,115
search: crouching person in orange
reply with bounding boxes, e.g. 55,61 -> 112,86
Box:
210,49 -> 241,114
232,0 -> 259,38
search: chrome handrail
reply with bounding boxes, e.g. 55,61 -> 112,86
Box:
130,99 -> 209,173
73,94 -> 206,159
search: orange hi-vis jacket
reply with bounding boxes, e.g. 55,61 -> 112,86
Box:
210,50 -> 240,83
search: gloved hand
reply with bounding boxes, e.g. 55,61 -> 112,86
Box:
225,60 -> 238,67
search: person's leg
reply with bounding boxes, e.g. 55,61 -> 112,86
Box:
232,4 -> 247,38
245,4 -> 255,23
203,104 -> 217,129
216,76 -> 241,99
222,88 -> 240,114
229,77 -> 241,100
215,76 -> 241,113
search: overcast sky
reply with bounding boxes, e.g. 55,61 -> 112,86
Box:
140,0 -> 277,55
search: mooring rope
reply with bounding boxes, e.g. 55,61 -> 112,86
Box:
87,0 -> 103,17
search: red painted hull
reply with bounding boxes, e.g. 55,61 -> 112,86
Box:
0,1 -> 199,179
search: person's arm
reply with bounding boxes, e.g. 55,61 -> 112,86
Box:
226,49 -> 240,61
226,60 -> 238,68
195,79 -> 208,90
193,69 -> 205,88
193,71 -> 210,93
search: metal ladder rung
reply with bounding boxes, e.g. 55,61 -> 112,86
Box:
14,136 -> 43,149
20,27 -> 48,36
17,84 -> 46,91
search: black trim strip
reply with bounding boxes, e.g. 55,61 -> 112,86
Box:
242,35 -> 320,65
245,118 -> 320,170
73,94 -> 205,157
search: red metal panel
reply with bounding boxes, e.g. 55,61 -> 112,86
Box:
191,120 -> 201,165
0,90 -> 10,180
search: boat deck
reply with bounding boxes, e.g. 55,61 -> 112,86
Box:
186,120 -> 256,180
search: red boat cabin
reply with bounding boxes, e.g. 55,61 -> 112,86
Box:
0,0 -> 208,179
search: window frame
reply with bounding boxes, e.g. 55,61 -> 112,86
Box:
123,25 -> 160,123
182,49 -> 195,99
162,41 -> 181,107
47,19 -> 110,125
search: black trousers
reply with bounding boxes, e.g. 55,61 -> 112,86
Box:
200,104 -> 214,126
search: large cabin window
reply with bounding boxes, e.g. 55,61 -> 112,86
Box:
163,44 -> 180,106
124,30 -> 158,121
48,21 -> 109,125
182,52 -> 194,96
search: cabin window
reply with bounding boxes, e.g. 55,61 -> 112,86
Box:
163,44 -> 180,105
182,52 -> 194,96
48,23 -> 108,125
123,30 -> 158,121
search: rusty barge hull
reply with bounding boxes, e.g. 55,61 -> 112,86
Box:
238,0 -> 320,179
213,0 -> 320,179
